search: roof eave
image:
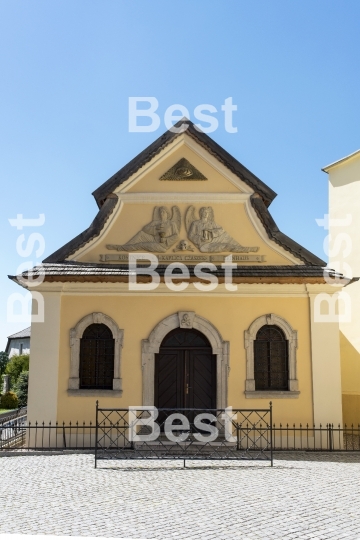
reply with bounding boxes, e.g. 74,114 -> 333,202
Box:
322,149 -> 360,173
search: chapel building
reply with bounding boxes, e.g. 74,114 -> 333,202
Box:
12,120 -> 351,427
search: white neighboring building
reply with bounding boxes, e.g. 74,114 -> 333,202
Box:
5,327 -> 31,357
323,149 -> 360,426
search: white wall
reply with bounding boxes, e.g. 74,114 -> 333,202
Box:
7,337 -> 30,358
328,153 -> 360,351
27,291 -> 62,424
307,286 -> 343,426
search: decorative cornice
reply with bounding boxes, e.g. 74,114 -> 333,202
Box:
11,262 -> 347,288
116,192 -> 250,202
17,280 -> 348,298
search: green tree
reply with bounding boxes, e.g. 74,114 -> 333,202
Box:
5,354 -> 29,388
14,371 -> 29,407
0,351 -> 8,375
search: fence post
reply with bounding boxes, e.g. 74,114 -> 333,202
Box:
62,423 -> 66,448
270,401 -> 273,467
95,400 -> 99,468
328,423 -> 333,452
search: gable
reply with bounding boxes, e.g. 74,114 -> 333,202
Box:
43,123 -> 325,267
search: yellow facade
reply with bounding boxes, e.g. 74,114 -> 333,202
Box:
56,292 -> 313,424
21,123 -> 349,430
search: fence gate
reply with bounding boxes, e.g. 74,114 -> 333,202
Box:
95,402 -> 273,467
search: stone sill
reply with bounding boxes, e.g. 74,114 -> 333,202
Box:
67,389 -> 123,397
245,391 -> 300,399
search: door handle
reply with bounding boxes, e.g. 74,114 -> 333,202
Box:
186,384 -> 192,394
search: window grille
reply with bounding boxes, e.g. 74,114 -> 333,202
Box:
79,324 -> 114,389
254,325 -> 288,390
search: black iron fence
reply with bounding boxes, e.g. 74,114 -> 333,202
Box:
0,407 -> 27,422
1,409 -> 359,457
95,405 -> 273,467
272,423 -> 360,451
0,410 -> 27,448
0,417 -> 96,450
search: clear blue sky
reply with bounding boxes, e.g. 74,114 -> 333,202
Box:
1,1 -> 359,349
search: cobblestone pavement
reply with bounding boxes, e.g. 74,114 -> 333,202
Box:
1,452 -> 360,540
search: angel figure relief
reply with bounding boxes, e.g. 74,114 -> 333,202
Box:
106,206 -> 181,253
185,206 -> 259,253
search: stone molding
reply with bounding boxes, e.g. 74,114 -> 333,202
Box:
245,391 -> 300,399
67,389 -> 123,397
142,312 -> 229,409
244,313 -> 298,395
68,312 -> 123,393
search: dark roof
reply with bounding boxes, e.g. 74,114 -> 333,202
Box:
92,118 -> 277,208
7,327 -> 31,339
9,262 -> 350,285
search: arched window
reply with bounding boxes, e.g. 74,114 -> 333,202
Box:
254,325 -> 288,390
69,312 -> 123,395
79,324 -> 114,389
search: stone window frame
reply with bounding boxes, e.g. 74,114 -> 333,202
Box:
244,313 -> 299,399
68,312 -> 123,397
141,311 -> 229,409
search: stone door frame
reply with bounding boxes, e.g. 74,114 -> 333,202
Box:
141,312 -> 229,409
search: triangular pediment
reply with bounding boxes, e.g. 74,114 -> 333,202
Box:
92,119 -> 277,207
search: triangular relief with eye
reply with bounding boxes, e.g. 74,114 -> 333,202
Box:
159,158 -> 207,181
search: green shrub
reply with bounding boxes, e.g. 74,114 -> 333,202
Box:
5,354 -> 29,388
0,391 -> 19,409
14,371 -> 29,407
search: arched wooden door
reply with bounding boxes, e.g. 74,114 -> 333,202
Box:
155,328 -> 216,411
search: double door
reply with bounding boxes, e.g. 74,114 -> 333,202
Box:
155,347 -> 216,411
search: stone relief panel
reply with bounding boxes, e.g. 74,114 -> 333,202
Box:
178,311 -> 195,328
185,206 -> 259,253
106,206 -> 181,253
103,205 -> 262,258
